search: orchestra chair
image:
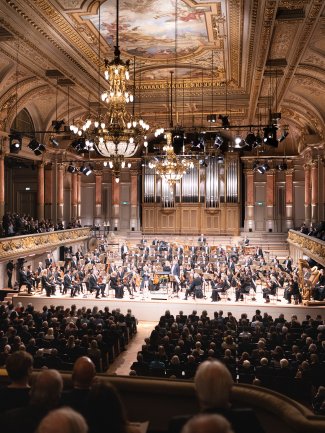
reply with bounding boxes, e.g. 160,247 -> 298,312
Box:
243,287 -> 256,303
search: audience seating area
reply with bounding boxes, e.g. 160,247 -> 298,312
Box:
131,309 -> 325,408
1,211 -> 82,237
0,303 -> 137,372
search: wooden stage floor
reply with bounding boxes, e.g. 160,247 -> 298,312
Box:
11,286 -> 325,322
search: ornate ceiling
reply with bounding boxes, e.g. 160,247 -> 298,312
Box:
0,0 -> 324,157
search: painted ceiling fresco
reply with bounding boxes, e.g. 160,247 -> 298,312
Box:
87,0 -> 211,60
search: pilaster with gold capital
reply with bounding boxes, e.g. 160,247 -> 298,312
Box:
266,169 -> 276,232
130,171 -> 138,231
44,163 -> 53,220
94,172 -> 103,225
285,168 -> 294,230
0,154 -> 5,220
243,167 -> 255,232
37,162 -> 45,221
57,163 -> 65,222
311,159 -> 319,223
111,176 -> 120,231
71,171 -> 78,219
304,163 -> 311,224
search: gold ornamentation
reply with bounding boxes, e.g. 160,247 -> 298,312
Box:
288,230 -> 325,266
0,228 -> 91,260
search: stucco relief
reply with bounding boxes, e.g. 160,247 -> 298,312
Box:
270,23 -> 297,58
288,231 -> 325,266
0,228 -> 91,260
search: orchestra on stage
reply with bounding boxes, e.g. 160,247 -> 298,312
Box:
14,235 -> 325,304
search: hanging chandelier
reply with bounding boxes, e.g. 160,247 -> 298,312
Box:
69,0 -> 149,177
149,132 -> 194,186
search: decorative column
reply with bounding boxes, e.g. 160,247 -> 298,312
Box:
285,168 -> 294,230
244,168 -> 255,232
37,162 -> 45,221
304,164 -> 311,225
57,163 -> 64,223
112,177 -> 120,231
266,169 -> 276,232
0,154 -> 5,220
311,160 -> 319,224
94,172 -> 103,226
71,172 -> 78,219
44,164 -> 53,220
77,173 -> 82,220
130,171 -> 138,231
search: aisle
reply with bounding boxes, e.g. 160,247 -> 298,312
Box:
107,321 -> 156,376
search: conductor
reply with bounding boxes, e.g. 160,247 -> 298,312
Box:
198,233 -> 207,246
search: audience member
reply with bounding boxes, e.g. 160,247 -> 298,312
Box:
37,407 -> 88,433
168,360 -> 264,433
181,414 -> 234,433
0,350 -> 33,413
2,369 -> 63,433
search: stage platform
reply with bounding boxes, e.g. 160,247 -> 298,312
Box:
10,288 -> 325,323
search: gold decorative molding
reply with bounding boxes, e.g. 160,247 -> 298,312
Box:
288,230 -> 325,267
0,227 -> 91,261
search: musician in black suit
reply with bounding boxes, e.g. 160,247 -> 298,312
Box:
63,270 -> 76,297
6,260 -> 14,288
41,269 -> 56,297
171,259 -> 180,293
19,266 -> 32,294
45,253 -> 53,269
88,269 -> 105,298
184,273 -> 202,300
283,256 -> 293,273
198,233 -> 206,245
121,243 -> 129,261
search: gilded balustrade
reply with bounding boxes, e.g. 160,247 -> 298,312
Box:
0,228 -> 91,261
287,230 -> 325,267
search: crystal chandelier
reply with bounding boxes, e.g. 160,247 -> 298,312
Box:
69,0 -> 149,176
149,132 -> 194,186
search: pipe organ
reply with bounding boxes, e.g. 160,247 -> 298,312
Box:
142,153 -> 241,235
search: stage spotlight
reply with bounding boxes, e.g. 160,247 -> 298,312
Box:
263,126 -> 278,147
80,165 -> 92,176
67,164 -> 76,173
52,120 -> 65,132
234,136 -> 246,148
71,138 -> 86,152
254,133 -> 262,147
218,114 -> 230,129
28,139 -> 45,155
279,130 -> 289,142
256,163 -> 270,174
34,144 -> 45,156
9,134 -> 22,153
245,132 -> 256,146
277,163 -> 288,171
214,135 -> 223,148
28,139 -> 39,151
207,114 -> 217,123
49,136 -> 59,147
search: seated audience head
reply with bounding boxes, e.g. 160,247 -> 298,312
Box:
30,369 -> 63,409
6,350 -> 33,385
37,407 -> 88,433
194,360 -> 233,410
181,414 -> 234,433
85,381 -> 128,433
71,356 -> 96,389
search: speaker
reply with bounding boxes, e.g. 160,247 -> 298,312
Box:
59,246 -> 65,261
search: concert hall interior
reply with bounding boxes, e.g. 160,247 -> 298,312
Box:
0,1 -> 325,433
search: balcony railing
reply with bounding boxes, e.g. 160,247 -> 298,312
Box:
288,230 -> 325,267
0,227 -> 92,261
